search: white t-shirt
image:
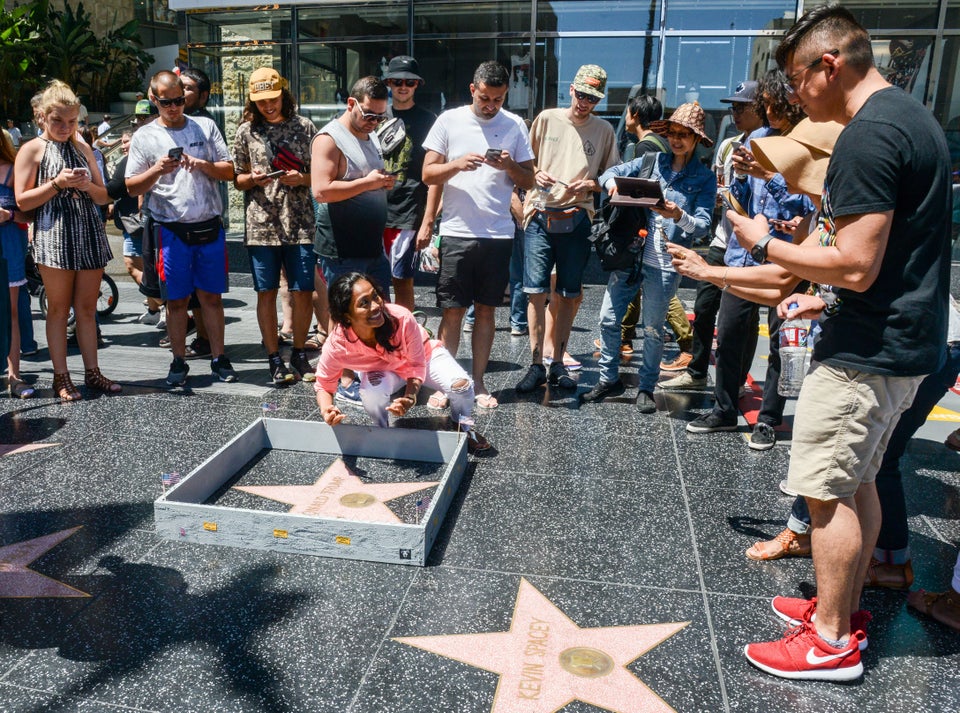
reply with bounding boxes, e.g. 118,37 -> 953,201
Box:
126,116 -> 230,224
423,104 -> 534,239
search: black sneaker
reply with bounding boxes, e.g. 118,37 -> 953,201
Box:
515,363 -> 547,393
185,336 -> 211,359
269,354 -> 294,386
211,355 -> 239,383
289,350 -> 316,382
580,379 -> 625,403
166,357 -> 189,387
686,410 -> 737,433
749,422 -> 777,451
547,361 -> 576,389
637,390 -> 656,414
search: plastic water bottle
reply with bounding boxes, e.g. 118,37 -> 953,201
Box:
778,302 -> 809,397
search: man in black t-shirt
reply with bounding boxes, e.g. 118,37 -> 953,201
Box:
381,56 -> 440,311
729,5 -> 951,682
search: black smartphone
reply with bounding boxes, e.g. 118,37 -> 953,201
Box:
167,147 -> 184,160
484,148 -> 502,161
264,169 -> 286,179
385,168 -> 403,176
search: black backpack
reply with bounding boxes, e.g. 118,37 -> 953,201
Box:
592,151 -> 658,271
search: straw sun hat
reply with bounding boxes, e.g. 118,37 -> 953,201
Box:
751,119 -> 844,198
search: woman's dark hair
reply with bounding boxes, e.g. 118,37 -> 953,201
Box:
756,69 -> 806,129
243,88 -> 297,126
328,272 -> 399,352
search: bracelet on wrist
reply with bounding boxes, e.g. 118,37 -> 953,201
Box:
51,180 -> 63,193
721,267 -> 729,290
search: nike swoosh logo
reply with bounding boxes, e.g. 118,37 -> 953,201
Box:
806,647 -> 853,665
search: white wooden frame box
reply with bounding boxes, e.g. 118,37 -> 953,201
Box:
154,418 -> 468,566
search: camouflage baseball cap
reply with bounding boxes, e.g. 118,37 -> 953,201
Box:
572,65 -> 607,99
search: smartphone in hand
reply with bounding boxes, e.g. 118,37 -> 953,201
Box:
167,147 -> 184,160
264,169 -> 286,179
484,148 -> 502,161
73,167 -> 90,179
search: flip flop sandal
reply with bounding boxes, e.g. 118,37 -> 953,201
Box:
474,393 -> 499,409
427,392 -> 449,410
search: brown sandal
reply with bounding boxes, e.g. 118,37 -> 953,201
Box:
84,367 -> 122,394
907,588 -> 960,632
745,528 -> 811,561
304,329 -> 328,351
863,557 -> 913,590
53,372 -> 82,402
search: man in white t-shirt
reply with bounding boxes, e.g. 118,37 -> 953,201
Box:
423,61 -> 536,408
126,70 -> 237,388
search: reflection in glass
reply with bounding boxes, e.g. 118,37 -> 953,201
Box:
414,1 -> 531,34
537,0 -> 662,33
187,9 -> 291,45
817,0 -> 939,30
664,0 -> 795,31
298,3 -> 408,39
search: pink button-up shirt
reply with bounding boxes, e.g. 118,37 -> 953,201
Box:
313,303 -> 434,395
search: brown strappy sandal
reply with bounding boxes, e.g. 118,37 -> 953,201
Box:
84,367 -> 122,394
53,372 -> 82,402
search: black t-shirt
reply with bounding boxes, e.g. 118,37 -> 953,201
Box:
384,104 -> 436,230
814,86 -> 951,375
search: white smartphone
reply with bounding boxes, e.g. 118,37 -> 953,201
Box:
73,167 -> 90,178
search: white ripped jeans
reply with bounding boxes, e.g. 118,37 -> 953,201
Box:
359,345 -> 475,429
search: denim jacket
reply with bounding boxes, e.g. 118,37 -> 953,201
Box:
726,126 -> 815,268
600,152 -> 716,270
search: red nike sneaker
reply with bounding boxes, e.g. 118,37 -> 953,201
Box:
744,621 -> 866,681
770,596 -> 871,650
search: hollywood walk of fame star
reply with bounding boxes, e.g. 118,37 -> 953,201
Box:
0,443 -> 60,458
0,526 -> 90,598
235,458 -> 438,524
394,578 -> 689,713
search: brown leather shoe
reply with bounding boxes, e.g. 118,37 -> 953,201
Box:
907,587 -> 960,632
745,528 -> 812,561
864,558 -> 913,590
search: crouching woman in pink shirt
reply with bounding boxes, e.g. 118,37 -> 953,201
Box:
314,272 -> 491,453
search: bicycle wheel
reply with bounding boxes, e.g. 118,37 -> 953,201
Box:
98,274 -> 119,316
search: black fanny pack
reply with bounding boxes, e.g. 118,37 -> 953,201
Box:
160,217 -> 222,245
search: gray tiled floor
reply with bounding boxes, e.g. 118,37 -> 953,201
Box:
1,266 -> 959,712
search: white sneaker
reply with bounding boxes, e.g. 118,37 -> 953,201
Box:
138,309 -> 161,325
659,372 -> 707,390
155,306 -> 167,330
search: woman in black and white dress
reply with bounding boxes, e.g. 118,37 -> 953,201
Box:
14,80 -> 118,401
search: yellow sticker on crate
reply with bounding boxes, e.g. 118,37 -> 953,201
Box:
203,522 -> 217,532
273,529 -> 288,539
335,535 -> 351,545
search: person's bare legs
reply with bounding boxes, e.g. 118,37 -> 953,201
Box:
195,289 -> 225,357
394,277 -> 415,312
543,276 -> 583,362
806,491 -> 870,641
279,268 -> 294,336
438,306 -> 467,358
72,269 -> 103,371
38,265 -> 76,374
313,268 -> 329,334
525,292 -> 548,364
256,288 -> 281,354
550,293 -> 579,366
165,296 -> 191,359
851,481 -> 882,613
7,285 -> 21,381
471,302 -> 496,398
291,290 -> 313,348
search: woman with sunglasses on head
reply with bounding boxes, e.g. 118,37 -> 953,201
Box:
315,272 -> 491,453
583,102 -> 716,413
13,80 -> 116,401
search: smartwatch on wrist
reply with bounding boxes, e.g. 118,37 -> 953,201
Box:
750,234 -> 774,263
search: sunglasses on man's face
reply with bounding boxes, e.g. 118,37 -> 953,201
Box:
156,96 -> 186,108
354,104 -> 389,123
574,90 -> 601,105
387,78 -> 419,88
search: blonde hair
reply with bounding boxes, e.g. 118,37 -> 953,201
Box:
0,129 -> 15,165
40,79 -> 81,117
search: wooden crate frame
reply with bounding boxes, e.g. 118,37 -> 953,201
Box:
154,418 -> 468,566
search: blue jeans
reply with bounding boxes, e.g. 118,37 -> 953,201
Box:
787,341 -> 960,563
598,262 -> 679,391
509,225 -> 527,330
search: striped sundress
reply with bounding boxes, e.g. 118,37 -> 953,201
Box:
33,138 -> 112,270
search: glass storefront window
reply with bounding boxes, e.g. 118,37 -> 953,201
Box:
537,1 -> 662,33
298,2 -> 408,40
664,0 -> 796,32
934,37 -> 960,159
804,0 -> 939,30
871,35 -> 933,104
298,40 -> 409,125
413,1 -> 531,35
187,8 -> 291,44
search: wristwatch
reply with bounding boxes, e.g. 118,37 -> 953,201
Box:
750,234 -> 774,263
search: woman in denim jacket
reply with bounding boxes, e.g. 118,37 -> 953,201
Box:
584,102 -> 716,413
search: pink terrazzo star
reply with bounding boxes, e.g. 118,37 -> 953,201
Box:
0,526 -> 89,598
235,458 -> 438,524
395,578 -> 689,713
0,443 -> 60,457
